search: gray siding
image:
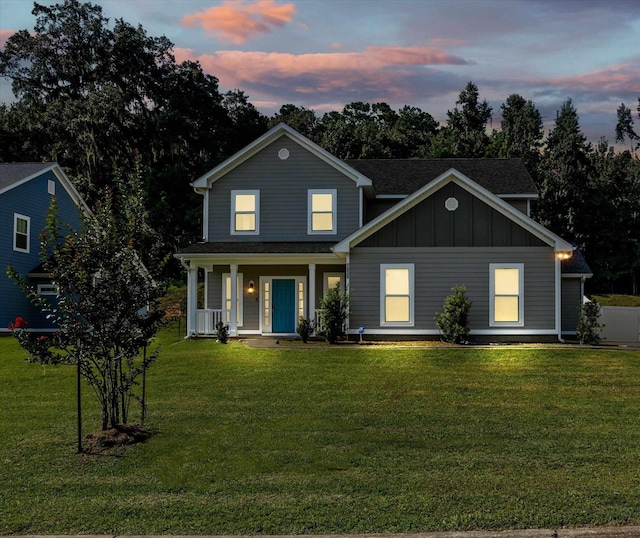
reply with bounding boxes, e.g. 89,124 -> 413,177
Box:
360,183 -> 546,248
208,135 -> 360,242
561,278 -> 582,333
349,247 -> 556,332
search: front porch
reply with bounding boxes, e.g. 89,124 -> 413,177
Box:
179,247 -> 347,337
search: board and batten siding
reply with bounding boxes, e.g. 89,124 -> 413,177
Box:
349,246 -> 556,332
359,182 -> 546,249
207,135 -> 360,242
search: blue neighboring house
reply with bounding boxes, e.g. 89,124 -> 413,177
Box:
0,163 -> 89,333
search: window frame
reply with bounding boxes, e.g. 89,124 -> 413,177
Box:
489,263 -> 525,327
230,190 -> 260,235
37,283 -> 59,296
13,213 -> 30,253
222,272 -> 244,327
307,189 -> 337,235
380,263 -> 414,327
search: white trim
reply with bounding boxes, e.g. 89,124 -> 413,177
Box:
323,272 -> 345,296
37,283 -> 59,296
333,169 -> 574,254
346,328 -> 556,336
555,256 -> 562,339
230,190 -> 260,235
13,213 -> 30,253
307,189 -> 337,235
203,190 -> 210,240
259,275 -> 307,334
359,188 -> 364,228
490,263 -> 525,327
380,263 -> 415,327
222,272 -> 244,327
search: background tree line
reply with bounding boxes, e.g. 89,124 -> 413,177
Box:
1,0 -> 638,294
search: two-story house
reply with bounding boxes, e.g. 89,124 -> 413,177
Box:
176,123 -> 591,341
0,163 -> 88,332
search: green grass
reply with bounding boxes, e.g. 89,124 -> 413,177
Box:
1,331 -> 639,534
593,294 -> 640,307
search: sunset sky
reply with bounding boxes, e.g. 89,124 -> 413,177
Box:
1,0 -> 640,143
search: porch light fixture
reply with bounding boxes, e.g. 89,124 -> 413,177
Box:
557,251 -> 573,260
248,280 -> 255,294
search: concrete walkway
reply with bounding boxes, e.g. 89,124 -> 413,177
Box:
15,529 -> 640,538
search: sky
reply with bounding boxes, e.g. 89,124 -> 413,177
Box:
1,0 -> 640,144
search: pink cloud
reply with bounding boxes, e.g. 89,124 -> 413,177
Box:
0,29 -> 16,50
548,62 -> 640,94
173,44 -> 469,108
181,0 -> 296,44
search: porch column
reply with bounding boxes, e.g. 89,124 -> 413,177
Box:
186,265 -> 198,337
230,263 -> 238,337
308,263 -> 316,324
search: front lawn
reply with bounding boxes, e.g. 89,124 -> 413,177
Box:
1,332 -> 639,534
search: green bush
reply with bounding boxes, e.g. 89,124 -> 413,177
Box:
577,300 -> 604,344
296,317 -> 315,343
435,285 -> 472,343
216,320 -> 229,344
319,285 -> 350,344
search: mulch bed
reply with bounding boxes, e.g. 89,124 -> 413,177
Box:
83,423 -> 152,454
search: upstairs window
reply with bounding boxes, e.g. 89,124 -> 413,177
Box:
490,263 -> 524,326
231,190 -> 259,235
308,189 -> 336,234
14,214 -> 30,253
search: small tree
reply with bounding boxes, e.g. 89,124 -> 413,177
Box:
8,170 -> 163,433
319,284 -> 350,344
576,300 -> 604,344
435,285 -> 472,343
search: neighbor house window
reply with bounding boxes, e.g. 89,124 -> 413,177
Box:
14,214 -> 30,253
37,283 -> 59,296
222,273 -> 243,326
490,263 -> 524,326
308,189 -> 336,234
231,190 -> 259,235
380,264 -> 414,326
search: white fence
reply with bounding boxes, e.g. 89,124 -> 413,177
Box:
600,306 -> 640,343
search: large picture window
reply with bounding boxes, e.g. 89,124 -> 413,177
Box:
231,190 -> 259,235
14,214 -> 30,253
308,189 -> 336,234
490,263 -> 524,326
380,264 -> 414,326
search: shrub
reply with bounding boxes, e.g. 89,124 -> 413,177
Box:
435,285 -> 472,343
216,320 -> 229,344
319,284 -> 350,344
296,317 -> 315,343
576,300 -> 604,344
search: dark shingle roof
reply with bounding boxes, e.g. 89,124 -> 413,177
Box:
176,242 -> 336,255
0,163 -> 55,192
345,158 -> 538,196
561,248 -> 593,276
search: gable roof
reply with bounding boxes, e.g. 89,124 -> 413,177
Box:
0,162 -> 90,213
561,247 -> 593,276
346,158 -> 538,197
333,167 -> 574,254
192,123 -> 373,192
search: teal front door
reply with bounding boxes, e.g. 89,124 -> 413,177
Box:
272,279 -> 296,333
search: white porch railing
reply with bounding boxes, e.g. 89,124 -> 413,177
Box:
196,309 -> 225,335
314,309 -> 323,332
